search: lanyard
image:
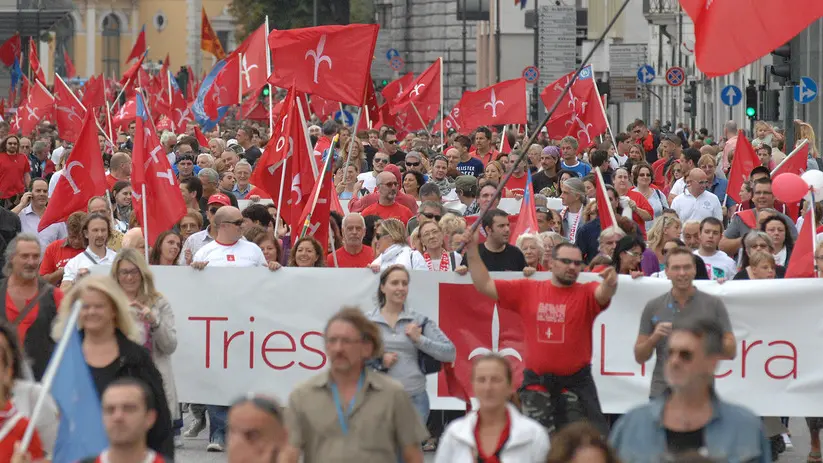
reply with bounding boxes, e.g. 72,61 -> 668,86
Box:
331,370 -> 365,435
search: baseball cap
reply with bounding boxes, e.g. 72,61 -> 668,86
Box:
383,164 -> 402,183
454,175 -> 478,193
207,193 -> 231,207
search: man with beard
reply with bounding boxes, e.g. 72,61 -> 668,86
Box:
465,237 -> 618,436
0,135 -> 30,208
0,234 -> 63,380
280,308 -> 427,463
61,213 -> 117,291
12,178 -> 67,248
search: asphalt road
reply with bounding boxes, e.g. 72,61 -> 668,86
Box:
175,413 -> 815,462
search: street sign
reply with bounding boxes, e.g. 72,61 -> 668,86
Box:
637,65 -> 656,84
794,76 -> 818,104
522,65 -> 539,84
665,66 -> 686,87
536,4 -> 576,110
680,40 -> 695,56
385,48 -> 400,61
335,110 -> 354,126
720,85 -> 742,106
389,56 -> 405,71
610,43 -> 648,103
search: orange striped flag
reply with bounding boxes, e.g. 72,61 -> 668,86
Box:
201,7 -> 226,59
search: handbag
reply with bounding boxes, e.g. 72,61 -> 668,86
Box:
417,317 -> 442,375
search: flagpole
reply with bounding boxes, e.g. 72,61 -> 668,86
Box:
300,149 -> 334,239
57,73 -> 113,144
238,53 -> 244,104
167,71 -> 175,132
591,67 -> 618,154
295,95 -> 320,178
409,102 -> 432,137
329,224 -> 339,268
141,185 -> 150,263
771,138 -> 809,175
439,57 -> 444,149
273,156 -> 288,240
595,167 -> 617,226
102,78 -> 116,143
499,124 -> 507,152
456,0 -> 631,253
265,16 -> 274,137
19,300 -> 83,453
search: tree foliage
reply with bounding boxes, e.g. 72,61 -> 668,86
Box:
231,0 -> 371,41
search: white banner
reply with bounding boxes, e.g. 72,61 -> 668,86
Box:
237,197 -> 565,214
148,267 -> 823,415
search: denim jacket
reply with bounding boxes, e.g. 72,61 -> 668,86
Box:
608,389 -> 771,463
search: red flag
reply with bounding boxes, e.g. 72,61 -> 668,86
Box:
681,0 -> 823,77
63,49 -> 76,78
541,65 -> 608,152
241,98 -> 271,122
773,142 -> 809,178
120,51 -> 147,87
16,78 -> 53,135
204,55 -> 241,119
0,33 -> 20,67
53,75 -> 86,142
594,167 -> 616,230
112,96 -> 137,129
39,108 -> 107,231
267,24 -> 379,105
437,284 -> 526,405
357,78 -> 380,131
229,24 -> 268,95
726,130 -> 760,203
441,104 -> 464,133
185,65 -> 196,102
0,99 -> 5,118
509,170 -> 540,244
500,130 -> 512,154
163,53 -> 170,69
193,126 -> 209,147
81,75 -> 105,110
126,25 -> 147,64
295,156 -> 333,251
309,93 -> 337,121
785,208 -> 816,278
201,8 -> 227,60
382,72 -> 414,102
131,93 -> 187,244
455,78 -> 528,130
28,40 -> 45,83
391,59 -> 441,114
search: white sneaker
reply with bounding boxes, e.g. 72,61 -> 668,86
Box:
206,442 -> 225,452
782,433 -> 793,449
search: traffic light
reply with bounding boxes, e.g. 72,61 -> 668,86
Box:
745,84 -> 757,119
381,79 -> 389,86
770,43 -> 793,83
763,89 -> 781,121
683,81 -> 697,115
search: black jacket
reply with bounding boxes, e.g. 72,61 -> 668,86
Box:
0,277 -> 58,380
84,329 -> 174,459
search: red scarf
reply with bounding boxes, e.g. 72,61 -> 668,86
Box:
474,409 -> 511,463
642,132 -> 654,152
423,251 -> 451,272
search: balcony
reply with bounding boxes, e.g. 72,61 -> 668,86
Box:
642,0 -> 681,27
0,0 -> 73,36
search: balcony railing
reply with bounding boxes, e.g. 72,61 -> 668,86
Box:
642,0 -> 681,25
0,0 -> 73,36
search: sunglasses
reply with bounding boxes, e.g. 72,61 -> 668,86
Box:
224,219 -> 244,227
375,231 -> 387,240
421,212 -> 442,221
667,348 -> 694,362
556,258 -> 584,266
386,140 -> 398,144
374,158 -> 389,164
382,181 -> 398,187
406,161 -> 420,167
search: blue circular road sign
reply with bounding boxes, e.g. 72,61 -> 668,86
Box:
721,85 -> 742,107
637,65 -> 656,84
795,76 -> 818,104
522,66 -> 539,83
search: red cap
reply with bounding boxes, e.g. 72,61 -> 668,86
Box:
207,193 -> 231,207
383,164 -> 402,184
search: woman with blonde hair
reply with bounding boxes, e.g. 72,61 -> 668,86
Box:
795,119 -> 821,169
52,275 -> 174,458
110,248 -> 181,445
439,214 -> 467,251
641,215 -> 682,275
516,233 -> 545,271
483,160 -> 505,185
337,138 -> 368,172
369,218 -> 428,271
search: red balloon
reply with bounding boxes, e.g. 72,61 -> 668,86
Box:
772,173 -> 809,204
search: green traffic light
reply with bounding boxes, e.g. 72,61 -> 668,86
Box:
746,107 -> 756,117
381,80 -> 389,86
262,87 -> 270,96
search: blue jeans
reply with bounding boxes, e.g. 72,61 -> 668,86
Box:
409,391 -> 430,425
206,405 -> 228,445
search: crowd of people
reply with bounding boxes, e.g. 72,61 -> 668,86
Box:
0,110 -> 820,462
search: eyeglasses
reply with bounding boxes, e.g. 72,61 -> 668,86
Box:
624,250 -> 641,257
421,212 -> 442,221
667,348 -> 694,362
223,219 -> 244,227
381,181 -> 398,187
375,231 -> 387,240
695,181 -> 710,186
117,268 -> 141,278
405,161 -> 420,167
386,140 -> 398,144
374,158 -> 389,164
556,258 -> 584,266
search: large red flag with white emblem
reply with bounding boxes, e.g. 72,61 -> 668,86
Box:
229,23 -> 269,96
267,25 -> 379,106
28,40 -> 46,84
437,284 -> 526,402
295,156 -> 333,252
391,59 -> 441,114
112,96 -> 137,129
204,55 -> 242,119
541,65 -> 607,152
382,72 -> 414,102
131,93 -> 187,244
726,130 -> 760,203
39,109 -> 107,231
53,75 -> 86,142
16,78 -> 53,135
455,78 -> 527,131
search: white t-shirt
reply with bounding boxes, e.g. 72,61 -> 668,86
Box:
62,247 -> 118,283
669,177 -> 686,197
671,190 -> 723,223
193,239 -> 266,268
695,249 -> 737,280
357,172 -> 378,193
609,153 -> 628,170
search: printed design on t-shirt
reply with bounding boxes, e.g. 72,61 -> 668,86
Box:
536,302 -> 566,343
706,263 -> 725,280
701,200 -> 713,210
227,254 -> 236,262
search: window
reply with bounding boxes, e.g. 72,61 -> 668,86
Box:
54,16 -> 74,77
376,4 -> 392,29
216,30 -> 229,52
102,14 -> 121,78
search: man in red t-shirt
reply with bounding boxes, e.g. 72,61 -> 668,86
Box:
465,235 -> 618,435
361,172 -> 414,224
39,210 -> 87,284
0,135 -> 30,206
106,152 -> 132,190
327,213 -> 373,268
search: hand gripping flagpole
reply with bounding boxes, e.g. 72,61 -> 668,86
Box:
456,0 -> 632,253
19,300 -> 83,453
300,139 -> 336,240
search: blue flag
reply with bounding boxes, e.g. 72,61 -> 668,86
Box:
10,57 -> 22,88
51,328 -> 108,462
192,59 -> 229,130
